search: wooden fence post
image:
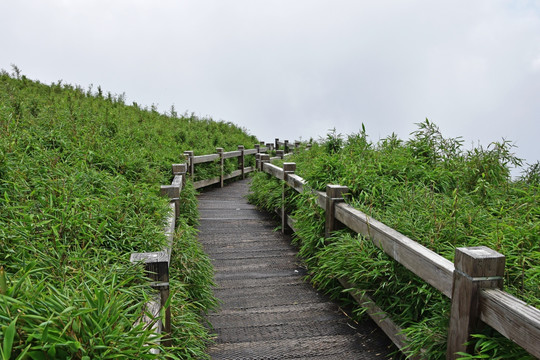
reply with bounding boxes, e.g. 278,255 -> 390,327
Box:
260,154 -> 270,171
282,162 -> 296,234
275,138 -> 279,150
130,252 -> 171,347
238,145 -> 245,179
183,151 -> 194,177
266,143 -> 273,151
447,246 -> 505,359
284,140 -> 289,153
255,153 -> 261,172
160,184 -> 180,218
325,185 -> 349,239
276,150 -> 284,159
172,163 -> 187,187
294,141 -> 301,153
216,148 -> 224,188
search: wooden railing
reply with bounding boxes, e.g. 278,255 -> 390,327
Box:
127,140 -> 295,352
259,159 -> 540,360
182,139 -> 297,190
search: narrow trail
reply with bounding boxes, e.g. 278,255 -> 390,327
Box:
197,179 -> 393,359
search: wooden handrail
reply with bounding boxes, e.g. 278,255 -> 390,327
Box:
261,160 -> 540,359
183,141 -> 296,190
127,140 -> 297,352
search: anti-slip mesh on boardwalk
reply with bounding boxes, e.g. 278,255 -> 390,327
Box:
197,179 -> 393,359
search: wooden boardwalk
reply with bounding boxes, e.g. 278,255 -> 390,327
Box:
197,179 -> 393,359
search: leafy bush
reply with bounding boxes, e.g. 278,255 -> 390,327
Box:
249,120 -> 539,359
0,68 -> 256,358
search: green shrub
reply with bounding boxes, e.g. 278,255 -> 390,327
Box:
249,120 -> 539,359
0,69 -> 256,358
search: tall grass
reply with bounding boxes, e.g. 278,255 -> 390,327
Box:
249,120 -> 539,359
0,67 -> 257,358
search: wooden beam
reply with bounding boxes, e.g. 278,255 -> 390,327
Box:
172,163 -> 187,187
287,215 -> 298,233
260,154 -> 270,171
238,145 -> 245,179
479,289 -> 540,359
281,163 -> 296,234
447,247 -> 505,359
339,278 -> 417,357
223,169 -> 242,180
192,153 -> 219,164
223,150 -> 242,159
193,177 -> 220,189
263,162 -> 284,179
183,151 -> 194,176
286,174 -> 306,193
325,185 -> 349,238
216,148 -> 224,188
334,202 -> 455,298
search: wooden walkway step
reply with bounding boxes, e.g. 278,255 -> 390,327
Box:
197,179 -> 393,359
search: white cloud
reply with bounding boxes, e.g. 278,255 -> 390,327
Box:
532,55 -> 540,72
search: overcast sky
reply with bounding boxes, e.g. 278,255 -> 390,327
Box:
1,0 -> 539,173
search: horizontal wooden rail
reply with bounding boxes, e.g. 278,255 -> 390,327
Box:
334,202 -> 454,298
479,289 -> 540,358
262,162 -> 283,180
129,167 -> 186,351
339,278 -> 416,358
193,153 -> 219,164
184,141 -> 297,191
260,160 -> 540,359
223,150 -> 242,159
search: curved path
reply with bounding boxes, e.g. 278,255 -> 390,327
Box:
197,179 -> 393,359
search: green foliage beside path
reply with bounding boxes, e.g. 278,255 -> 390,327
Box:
248,121 -> 539,359
0,68 -> 257,359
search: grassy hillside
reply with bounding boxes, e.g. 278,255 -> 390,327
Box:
248,122 -> 539,359
0,67 -> 258,359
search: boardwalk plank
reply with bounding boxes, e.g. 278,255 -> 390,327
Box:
197,179 -> 393,359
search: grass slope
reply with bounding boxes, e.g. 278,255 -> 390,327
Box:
0,67 -> 257,359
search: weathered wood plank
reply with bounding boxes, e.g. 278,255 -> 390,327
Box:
479,289 -> 540,358
315,190 -> 326,209
286,174 -> 306,193
325,185 -> 348,238
223,150 -> 242,159
334,202 -> 454,298
286,215 -> 297,233
193,177 -> 220,189
447,247 -> 505,359
164,202 -> 175,250
263,162 -> 284,179
244,149 -> 257,155
338,278 -> 418,357
223,169 -> 243,180
130,250 -> 170,266
171,175 -> 183,188
140,292 -> 163,354
193,154 -> 219,164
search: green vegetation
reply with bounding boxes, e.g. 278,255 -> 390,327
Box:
248,121 -> 539,359
0,66 -> 258,359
